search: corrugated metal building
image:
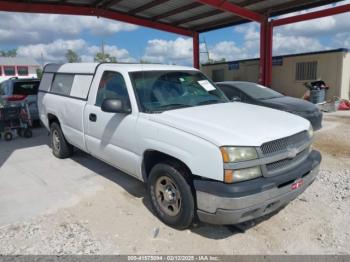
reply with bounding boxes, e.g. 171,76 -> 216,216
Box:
201,48 -> 350,100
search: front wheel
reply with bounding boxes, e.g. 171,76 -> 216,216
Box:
148,162 -> 195,229
50,122 -> 73,159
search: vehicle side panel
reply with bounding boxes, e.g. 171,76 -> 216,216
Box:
83,107 -> 140,178
135,114 -> 224,181
84,65 -> 141,179
38,92 -> 87,151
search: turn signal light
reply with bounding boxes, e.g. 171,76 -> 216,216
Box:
224,169 -> 234,183
220,148 -> 230,163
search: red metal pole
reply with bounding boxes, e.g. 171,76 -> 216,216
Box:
272,3 -> 350,27
193,31 -> 200,69
266,22 -> 273,87
260,19 -> 273,87
259,19 -> 267,85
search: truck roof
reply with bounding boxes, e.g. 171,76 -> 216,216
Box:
44,63 -> 197,75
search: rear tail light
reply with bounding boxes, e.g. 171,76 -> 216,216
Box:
5,95 -> 27,101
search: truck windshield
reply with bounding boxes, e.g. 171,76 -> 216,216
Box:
130,70 -> 228,113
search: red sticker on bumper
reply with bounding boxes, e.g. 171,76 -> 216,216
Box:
291,179 -> 304,190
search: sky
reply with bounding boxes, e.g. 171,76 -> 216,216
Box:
0,0 -> 350,66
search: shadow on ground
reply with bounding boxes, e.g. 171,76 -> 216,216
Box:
0,127 -> 283,239
0,127 -> 48,167
191,207 -> 285,239
71,149 -> 283,240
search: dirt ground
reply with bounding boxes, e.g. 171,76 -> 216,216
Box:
0,111 -> 349,255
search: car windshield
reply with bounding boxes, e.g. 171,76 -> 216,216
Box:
234,82 -> 283,100
13,81 -> 40,95
130,70 -> 228,113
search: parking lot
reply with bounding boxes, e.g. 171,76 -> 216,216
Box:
0,111 -> 349,255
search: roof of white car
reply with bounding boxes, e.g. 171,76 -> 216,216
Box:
44,63 -> 197,75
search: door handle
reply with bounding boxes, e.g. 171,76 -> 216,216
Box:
89,113 -> 97,122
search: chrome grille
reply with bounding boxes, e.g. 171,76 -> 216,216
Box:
266,148 -> 309,172
260,131 -> 309,156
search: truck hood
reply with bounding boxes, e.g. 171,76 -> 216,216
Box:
149,102 -> 310,146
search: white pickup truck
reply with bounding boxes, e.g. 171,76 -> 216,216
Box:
38,63 -> 321,229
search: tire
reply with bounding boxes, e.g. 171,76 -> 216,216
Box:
50,122 -> 73,159
23,128 -> 33,139
4,132 -> 13,141
148,161 -> 195,229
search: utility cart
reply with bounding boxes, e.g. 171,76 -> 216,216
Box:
0,102 -> 33,141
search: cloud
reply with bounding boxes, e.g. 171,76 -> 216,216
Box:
17,39 -> 136,64
141,32 -> 259,66
140,24 -> 260,65
208,41 -> 248,61
202,1 -> 350,62
17,39 -> 86,63
273,34 -> 324,55
142,37 -> 193,64
203,24 -> 260,62
85,45 -> 136,62
274,0 -> 350,38
0,12 -> 138,45
332,32 -> 350,48
275,16 -> 336,37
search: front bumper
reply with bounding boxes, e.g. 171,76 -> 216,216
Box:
194,150 -> 321,225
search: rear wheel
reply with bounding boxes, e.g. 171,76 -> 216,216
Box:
148,162 -> 195,229
50,122 -> 73,158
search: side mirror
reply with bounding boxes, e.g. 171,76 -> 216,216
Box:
231,96 -> 241,102
101,98 -> 131,114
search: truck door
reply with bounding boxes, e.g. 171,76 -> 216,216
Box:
84,70 -> 138,177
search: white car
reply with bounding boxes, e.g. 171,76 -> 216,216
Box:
38,63 -> 321,229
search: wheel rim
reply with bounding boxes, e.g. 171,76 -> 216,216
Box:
155,176 -> 182,216
52,130 -> 60,151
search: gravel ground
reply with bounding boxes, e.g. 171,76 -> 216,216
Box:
0,111 -> 349,254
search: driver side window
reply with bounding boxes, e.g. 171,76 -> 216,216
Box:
219,85 -> 242,100
96,71 -> 130,107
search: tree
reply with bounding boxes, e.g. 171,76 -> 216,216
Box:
207,58 -> 226,64
0,49 -> 17,57
65,49 -> 81,63
36,68 -> 43,79
140,59 -> 153,64
94,52 -> 117,63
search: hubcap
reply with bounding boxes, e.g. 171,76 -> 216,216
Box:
155,176 -> 182,217
52,130 -> 60,151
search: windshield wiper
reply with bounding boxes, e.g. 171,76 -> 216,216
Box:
158,103 -> 191,108
197,99 -> 220,106
153,103 -> 192,112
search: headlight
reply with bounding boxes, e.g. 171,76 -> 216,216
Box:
307,125 -> 313,138
224,167 -> 262,183
220,146 -> 258,163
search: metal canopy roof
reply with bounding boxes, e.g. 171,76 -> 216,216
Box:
0,0 -> 343,34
